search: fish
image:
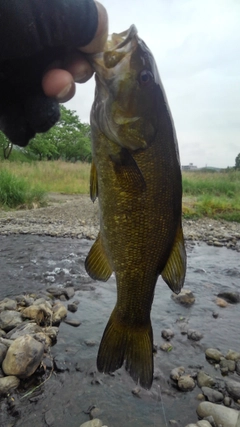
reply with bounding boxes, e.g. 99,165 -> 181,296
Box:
85,25 -> 186,389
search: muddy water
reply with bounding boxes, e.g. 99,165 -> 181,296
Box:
0,235 -> 240,427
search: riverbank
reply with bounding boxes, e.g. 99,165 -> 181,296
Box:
0,194 -> 239,251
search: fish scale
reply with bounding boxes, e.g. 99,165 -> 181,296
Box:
85,25 -> 186,389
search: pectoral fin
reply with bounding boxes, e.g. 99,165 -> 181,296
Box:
90,161 -> 98,202
85,233 -> 112,281
110,148 -> 146,191
161,223 -> 186,294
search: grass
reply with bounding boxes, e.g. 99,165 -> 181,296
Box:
0,169 -> 46,209
182,170 -> 240,222
0,160 -> 240,222
0,160 -> 90,194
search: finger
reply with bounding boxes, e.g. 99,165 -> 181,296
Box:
66,56 -> 94,83
79,1 -> 108,54
42,69 -> 76,102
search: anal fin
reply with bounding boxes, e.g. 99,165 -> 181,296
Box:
161,222 -> 186,294
85,233 -> 112,281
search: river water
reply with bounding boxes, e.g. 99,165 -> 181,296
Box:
0,235 -> 240,427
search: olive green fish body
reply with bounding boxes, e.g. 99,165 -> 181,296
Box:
86,25 -> 186,389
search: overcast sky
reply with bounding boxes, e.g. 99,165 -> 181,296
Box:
66,0 -> 240,168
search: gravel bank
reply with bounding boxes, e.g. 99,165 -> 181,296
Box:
0,194 -> 239,251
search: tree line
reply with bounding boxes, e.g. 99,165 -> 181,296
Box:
0,106 -> 92,162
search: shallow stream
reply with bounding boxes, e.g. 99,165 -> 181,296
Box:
0,235 -> 240,426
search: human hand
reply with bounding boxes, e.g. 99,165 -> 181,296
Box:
42,1 -> 108,103
0,0 -> 108,146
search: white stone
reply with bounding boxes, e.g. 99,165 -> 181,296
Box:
0,376 -> 20,395
80,420 -> 103,427
196,421 -> 212,427
197,402 -> 239,427
2,334 -> 44,378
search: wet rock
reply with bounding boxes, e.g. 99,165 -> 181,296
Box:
91,377 -> 103,386
226,349 -> 240,361
220,358 -> 236,373
0,343 -> 8,364
223,396 -> 232,407
54,354 -> 69,372
197,402 -> 239,427
52,302 -> 67,324
0,310 -> 23,332
0,376 -> 20,395
2,334 -> 44,378
187,329 -> 203,341
205,348 -> 223,362
45,409 -> 55,426
170,366 -> 185,381
196,422 -> 212,427
85,340 -> 97,347
46,286 -> 67,299
64,286 -> 75,299
160,342 -> 173,352
178,375 -> 195,391
185,424 -> 198,427
7,322 -> 42,340
212,312 -> 219,319
90,407 -> 103,419
0,337 -> 14,347
42,355 -> 53,370
64,318 -> 81,327
33,332 -> 52,349
44,326 -> 59,344
225,379 -> 240,401
171,289 -> 195,306
67,303 -> 78,313
197,394 -> 205,401
21,304 -> 52,325
34,298 -> 52,309
217,291 -> 240,304
0,298 -> 17,312
161,329 -> 174,340
80,420 -> 103,427
201,386 -> 223,403
213,241 -> 223,247
236,361 -> 240,375
203,416 -> 216,427
16,295 -> 35,307
197,371 -> 216,388
216,298 -> 228,308
169,420 -> 179,427
132,386 -> 141,397
0,329 -> 6,338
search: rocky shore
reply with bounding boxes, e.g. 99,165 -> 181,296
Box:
0,193 -> 240,427
0,194 -> 239,251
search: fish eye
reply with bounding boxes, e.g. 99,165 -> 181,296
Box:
138,70 -> 154,86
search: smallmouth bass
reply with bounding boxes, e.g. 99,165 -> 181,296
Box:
85,25 -> 186,389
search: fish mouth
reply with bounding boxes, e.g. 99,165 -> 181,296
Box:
88,25 -> 138,72
105,24 -> 138,51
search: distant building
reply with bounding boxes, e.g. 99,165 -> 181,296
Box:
182,163 -> 198,171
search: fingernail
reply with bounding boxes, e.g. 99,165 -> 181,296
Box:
56,83 -> 72,101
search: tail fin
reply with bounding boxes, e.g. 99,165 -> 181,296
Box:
97,310 -> 153,389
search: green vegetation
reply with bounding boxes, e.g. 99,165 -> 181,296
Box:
0,161 -> 90,195
0,169 -> 46,209
0,105 -> 92,163
182,170 -> 240,222
235,153 -> 240,170
0,106 -> 239,221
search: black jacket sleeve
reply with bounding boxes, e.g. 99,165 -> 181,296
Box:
0,0 -> 98,146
